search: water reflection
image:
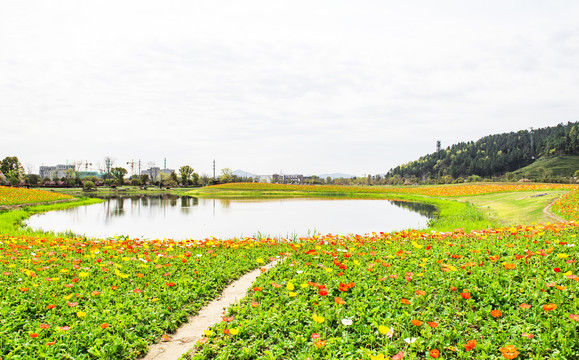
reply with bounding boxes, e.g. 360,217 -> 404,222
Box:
26,195 -> 435,240
389,200 -> 437,218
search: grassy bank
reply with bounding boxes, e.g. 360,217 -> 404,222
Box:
0,197 -> 101,237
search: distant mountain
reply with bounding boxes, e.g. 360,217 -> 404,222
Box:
233,170 -> 257,178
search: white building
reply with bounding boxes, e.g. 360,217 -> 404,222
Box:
39,164 -> 75,179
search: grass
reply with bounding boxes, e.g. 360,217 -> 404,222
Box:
0,198 -> 101,237
510,155 -> 579,178
453,190 -> 567,226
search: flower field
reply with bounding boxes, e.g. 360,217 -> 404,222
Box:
0,235 -> 287,359
190,224 -> 579,360
196,182 -> 579,198
0,185 -> 578,359
0,186 -> 73,206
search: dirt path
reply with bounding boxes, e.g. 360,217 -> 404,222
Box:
543,198 -> 565,223
141,258 -> 282,360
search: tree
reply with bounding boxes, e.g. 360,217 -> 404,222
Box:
1,157 -> 24,186
25,174 -> 41,187
110,167 -> 128,185
179,165 -> 194,185
219,168 -> 233,183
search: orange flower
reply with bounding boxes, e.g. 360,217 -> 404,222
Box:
46,304 -> 56,310
500,345 -> 519,359
401,298 -> 410,305
335,297 -> 346,305
520,303 -> 531,309
460,292 -> 471,300
40,324 -> 50,329
543,303 -> 557,311
415,290 -> 426,296
504,263 -> 516,270
253,287 -> 263,292
465,339 -> 477,351
429,349 -> 440,358
30,333 -> 39,338
100,323 -> 109,329
250,301 -> 259,307
411,319 -> 423,326
19,287 -> 29,292
428,321 -> 438,328
314,339 -> 327,349
491,310 -> 502,318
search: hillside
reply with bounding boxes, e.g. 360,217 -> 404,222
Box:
386,121 -> 579,181
510,155 -> 579,179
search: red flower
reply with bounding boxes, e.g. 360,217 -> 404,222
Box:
450,286 -> 457,291
318,289 -> 328,296
491,310 -> 502,318
465,339 -> 477,351
132,289 -> 142,293
40,324 -> 50,329
165,282 -> 176,287
554,267 -> 561,272
429,349 -> 440,358
460,292 -> 471,300
30,333 -> 39,338
428,321 -> 438,328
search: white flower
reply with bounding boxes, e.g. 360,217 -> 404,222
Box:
386,327 -> 394,338
341,319 -> 353,326
404,337 -> 417,344
296,270 -> 303,274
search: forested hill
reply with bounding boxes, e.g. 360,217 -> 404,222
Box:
386,121 -> 579,180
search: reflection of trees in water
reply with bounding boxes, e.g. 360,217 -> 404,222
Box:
388,201 -> 436,218
219,199 -> 231,208
98,195 -> 199,217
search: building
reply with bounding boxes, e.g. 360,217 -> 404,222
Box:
39,164 -> 75,180
141,167 -> 175,181
272,174 -> 304,184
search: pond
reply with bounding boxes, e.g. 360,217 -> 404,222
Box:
25,195 -> 436,240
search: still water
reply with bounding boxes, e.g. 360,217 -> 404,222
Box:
26,195 -> 436,240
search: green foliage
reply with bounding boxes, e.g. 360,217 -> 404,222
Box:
387,121 -> 579,181
110,167 -> 128,185
83,181 -> 96,191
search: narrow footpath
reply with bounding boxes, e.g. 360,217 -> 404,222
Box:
141,258 -> 282,360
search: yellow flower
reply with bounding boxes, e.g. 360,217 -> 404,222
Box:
60,269 -> 69,273
256,258 -> 264,264
114,269 -> 129,279
78,272 -> 89,278
288,292 -> 297,297
370,354 -> 386,360
204,330 -> 213,336
76,311 -> 86,318
63,294 -> 73,300
300,283 -> 309,288
378,325 -> 390,335
287,282 -> 295,291
229,328 -> 239,335
312,315 -> 325,323
325,268 -> 333,273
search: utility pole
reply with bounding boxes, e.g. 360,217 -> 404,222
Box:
213,159 -> 216,179
164,158 -> 167,170
138,159 -> 141,176
529,127 -> 535,160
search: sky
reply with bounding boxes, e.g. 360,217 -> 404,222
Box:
1,1 -> 578,177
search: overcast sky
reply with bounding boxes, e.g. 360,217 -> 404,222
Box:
1,1 -> 578,177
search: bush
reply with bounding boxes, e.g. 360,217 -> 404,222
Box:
82,181 -> 96,191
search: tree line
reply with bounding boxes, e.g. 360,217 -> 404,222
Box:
385,121 -> 579,183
